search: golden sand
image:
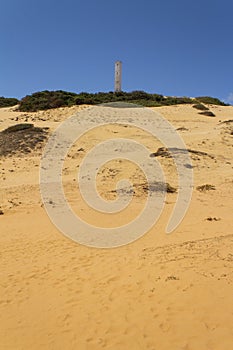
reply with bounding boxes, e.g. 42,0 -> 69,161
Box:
0,104 -> 233,349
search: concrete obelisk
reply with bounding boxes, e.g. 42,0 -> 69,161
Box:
114,61 -> 122,92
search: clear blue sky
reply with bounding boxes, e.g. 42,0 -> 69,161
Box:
1,0 -> 233,103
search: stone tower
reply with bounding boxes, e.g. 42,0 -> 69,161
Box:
114,61 -> 122,92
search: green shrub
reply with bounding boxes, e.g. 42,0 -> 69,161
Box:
193,103 -> 209,111
196,96 -> 227,106
0,97 -> 19,108
18,90 -> 78,112
16,90 -> 228,112
199,111 -> 215,117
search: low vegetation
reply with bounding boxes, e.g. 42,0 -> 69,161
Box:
15,90 -> 228,112
196,184 -> 216,192
3,123 -> 34,133
192,103 -> 216,117
196,96 -> 227,106
199,111 -> 216,117
0,124 -> 48,157
17,90 -> 196,111
18,91 -> 78,112
0,97 -> 19,108
150,147 -> 214,159
192,103 -> 209,111
0,90 -> 227,112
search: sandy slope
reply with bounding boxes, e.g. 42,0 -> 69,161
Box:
0,103 -> 233,349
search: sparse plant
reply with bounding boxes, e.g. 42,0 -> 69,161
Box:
193,103 -> 209,111
196,184 -> 216,192
199,111 -> 215,117
3,123 -> 34,133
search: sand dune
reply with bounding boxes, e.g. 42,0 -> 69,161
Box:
0,103 -> 233,349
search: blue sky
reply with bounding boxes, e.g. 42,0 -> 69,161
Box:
1,0 -> 233,103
